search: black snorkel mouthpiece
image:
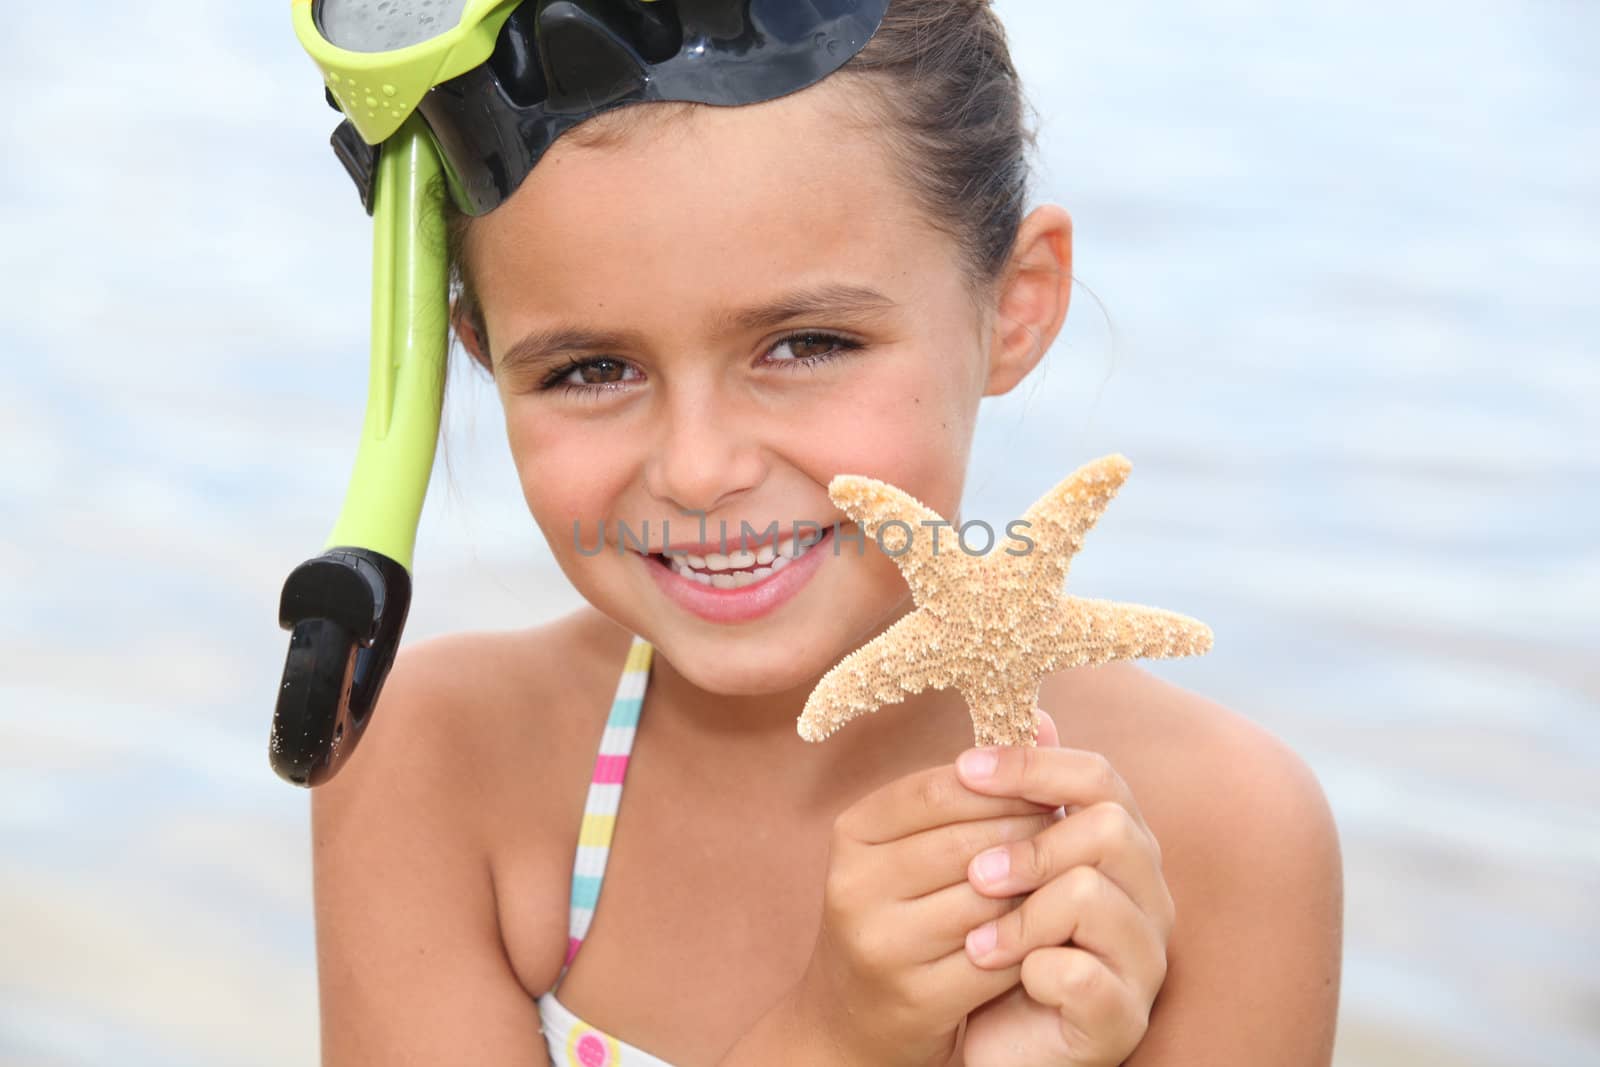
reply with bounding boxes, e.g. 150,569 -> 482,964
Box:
274,550 -> 410,787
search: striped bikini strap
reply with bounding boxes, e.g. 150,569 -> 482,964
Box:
556,634 -> 654,985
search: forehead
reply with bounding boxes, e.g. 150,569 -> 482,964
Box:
464,83 -> 957,328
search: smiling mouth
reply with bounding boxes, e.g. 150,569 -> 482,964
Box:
644,527 -> 834,590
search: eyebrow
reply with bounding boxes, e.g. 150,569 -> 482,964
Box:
494,283 -> 898,377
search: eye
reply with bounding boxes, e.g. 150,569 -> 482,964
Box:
539,356 -> 641,395
535,332 -> 864,397
765,331 -> 863,368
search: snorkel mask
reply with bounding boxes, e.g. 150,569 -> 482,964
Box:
272,0 -> 890,787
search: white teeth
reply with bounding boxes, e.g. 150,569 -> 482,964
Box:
724,567 -> 770,589
668,555 -> 779,590
663,527 -> 827,589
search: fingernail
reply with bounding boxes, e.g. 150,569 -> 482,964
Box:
967,921 -> 998,959
973,847 -> 1009,885
958,748 -> 998,780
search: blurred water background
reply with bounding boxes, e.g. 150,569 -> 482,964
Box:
2,1 -> 1596,1064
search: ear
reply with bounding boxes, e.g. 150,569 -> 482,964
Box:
983,204 -> 1073,397
450,298 -> 493,373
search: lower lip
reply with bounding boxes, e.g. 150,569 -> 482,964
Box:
641,529 -> 834,624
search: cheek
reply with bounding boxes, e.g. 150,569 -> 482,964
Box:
793,347 -> 982,522
501,406 -> 636,552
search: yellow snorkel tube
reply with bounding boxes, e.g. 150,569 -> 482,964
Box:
274,0 -> 890,786
273,1 -> 523,787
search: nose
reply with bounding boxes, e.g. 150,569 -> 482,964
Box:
642,381 -> 765,516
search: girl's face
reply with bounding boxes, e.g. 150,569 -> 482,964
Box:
463,83 -> 1059,699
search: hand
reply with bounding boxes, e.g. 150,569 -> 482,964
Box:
957,710 -> 1175,1066
791,757 -> 1061,1065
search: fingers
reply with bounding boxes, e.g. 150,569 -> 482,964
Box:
839,706 -> 1062,849
824,899 -> 1024,1023
1031,709 -> 1068,821
885,811 -> 1058,900
963,799 -> 1173,933
899,878 -> 1024,964
955,736 -> 1154,837
840,762 -> 1057,846
1019,946 -> 1153,1060
1034,707 -> 1059,748
962,865 -> 1169,1008
912,942 -> 1024,1023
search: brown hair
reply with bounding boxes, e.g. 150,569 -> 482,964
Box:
442,0 -> 1038,374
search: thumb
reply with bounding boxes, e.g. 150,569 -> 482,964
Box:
1032,706 -> 1060,747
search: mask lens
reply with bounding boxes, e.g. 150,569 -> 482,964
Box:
317,0 -> 472,53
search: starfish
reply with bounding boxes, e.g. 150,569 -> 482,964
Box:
797,454 -> 1214,748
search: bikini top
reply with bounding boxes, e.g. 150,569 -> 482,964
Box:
537,635 -> 678,1067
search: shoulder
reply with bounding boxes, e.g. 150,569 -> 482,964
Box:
1041,663 -> 1343,1063
367,605 -> 639,852
308,607 -> 632,1060
315,607 -> 636,989
386,602 -> 630,706
1041,662 -> 1339,868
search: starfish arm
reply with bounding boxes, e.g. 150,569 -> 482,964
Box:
959,675 -> 1044,749
827,474 -> 962,602
798,611 -> 966,742
805,462 -> 1216,749
1039,596 -> 1215,672
1012,454 -> 1134,595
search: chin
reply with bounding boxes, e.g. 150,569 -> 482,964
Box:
572,546 -> 913,695
651,624 -> 846,697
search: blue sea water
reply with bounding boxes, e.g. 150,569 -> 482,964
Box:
2,2 -> 1595,1064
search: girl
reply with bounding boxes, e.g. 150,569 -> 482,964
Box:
309,2 -> 1343,1064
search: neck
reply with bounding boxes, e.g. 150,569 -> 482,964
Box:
644,622 -> 978,812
